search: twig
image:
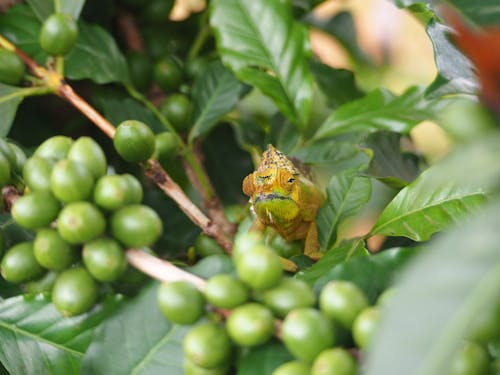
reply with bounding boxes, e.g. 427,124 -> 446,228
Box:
0,33 -> 233,252
57,83 -> 116,138
126,249 -> 206,288
184,142 -> 237,237
144,159 -> 233,252
116,8 -> 144,51
2,186 -> 20,211
125,248 -> 282,338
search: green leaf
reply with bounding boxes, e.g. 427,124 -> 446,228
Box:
390,2 -> 477,97
292,137 -> 372,184
317,171 -> 372,249
446,0 -> 500,26
424,19 -> 478,97
237,340 -> 294,375
370,158 -> 487,241
210,0 -> 314,129
187,254 -> 234,279
0,294 -> 119,375
0,5 -> 46,63
81,283 -> 188,375
314,87 -> 439,140
396,0 -> 500,27
203,125 -> 254,204
364,132 -> 420,189
310,61 -> 364,108
0,84 -> 25,137
304,11 -> 372,66
26,0 -> 85,20
296,239 -> 369,285
297,247 -> 417,301
0,5 -> 128,84
92,87 -> 164,132
365,201 -> 500,375
189,61 -> 243,142
65,21 -> 129,84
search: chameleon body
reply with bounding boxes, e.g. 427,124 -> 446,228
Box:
242,145 -> 324,258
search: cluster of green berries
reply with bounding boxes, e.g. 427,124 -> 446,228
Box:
0,138 -> 26,193
114,119 -> 180,167
0,135 -> 163,316
157,233 -> 385,375
0,11 -> 77,86
447,301 -> 500,375
127,50 -> 195,132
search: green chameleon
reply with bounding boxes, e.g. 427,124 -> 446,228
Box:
242,145 -> 324,259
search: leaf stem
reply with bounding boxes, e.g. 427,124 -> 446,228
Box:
55,56 -> 64,76
126,84 -> 232,233
54,0 -> 61,13
187,11 -> 211,61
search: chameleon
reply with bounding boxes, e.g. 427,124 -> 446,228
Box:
242,145 -> 325,259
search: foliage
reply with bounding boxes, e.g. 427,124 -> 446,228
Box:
0,0 -> 499,374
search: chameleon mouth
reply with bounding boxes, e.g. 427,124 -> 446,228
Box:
254,193 -> 290,204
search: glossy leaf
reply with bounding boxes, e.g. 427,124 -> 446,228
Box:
366,200 -> 500,375
310,61 -> 364,108
187,254 -> 234,279
66,22 -> 129,84
189,61 -> 243,142
0,294 -> 119,375
396,0 -> 500,27
0,5 -> 128,84
92,87 -> 164,132
371,158 -> 487,241
296,239 -> 369,285
210,0 -> 314,129
364,132 -> 420,189
237,341 -> 294,375
424,19 -> 478,97
314,87 -> 439,140
203,125 -> 254,204
26,0 -> 85,20
0,5 -> 47,63
291,137 -> 372,186
80,282 -> 188,375
317,171 -> 372,249
446,0 -> 500,26
297,247 -> 417,302
0,84 -> 25,137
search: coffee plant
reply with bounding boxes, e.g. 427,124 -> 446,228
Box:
0,0 -> 499,374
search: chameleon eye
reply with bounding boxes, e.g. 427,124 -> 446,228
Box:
258,175 -> 271,183
287,177 -> 295,184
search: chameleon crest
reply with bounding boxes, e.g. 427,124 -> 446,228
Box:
242,145 -> 324,258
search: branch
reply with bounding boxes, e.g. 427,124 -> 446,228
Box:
144,160 -> 233,252
183,142 -> 237,237
58,83 -> 116,138
115,8 -> 144,51
125,248 -> 282,338
126,249 -> 206,288
0,33 -> 233,253
2,185 -> 20,211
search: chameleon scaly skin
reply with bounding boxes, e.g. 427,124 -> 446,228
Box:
242,145 -> 324,258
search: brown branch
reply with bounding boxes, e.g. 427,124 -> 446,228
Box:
57,83 -> 116,138
126,249 -> 206,288
185,141 -> 237,237
2,185 -> 20,211
125,248 -> 282,338
115,8 -> 144,51
145,160 -> 233,252
1,33 -> 233,259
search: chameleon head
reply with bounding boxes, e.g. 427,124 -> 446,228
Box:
242,145 -> 301,224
